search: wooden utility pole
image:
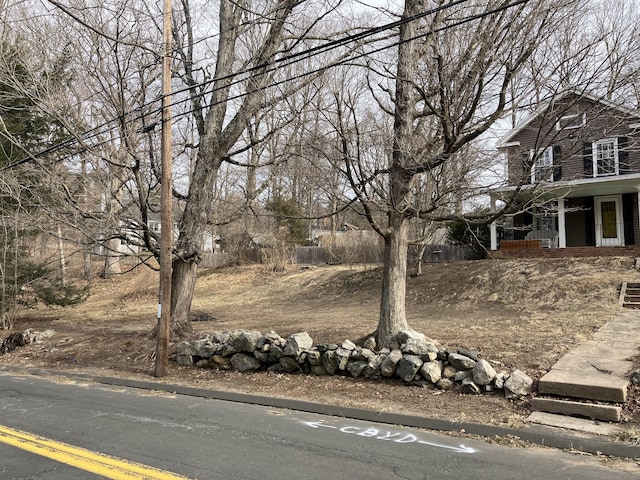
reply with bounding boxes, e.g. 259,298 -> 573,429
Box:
154,0 -> 173,377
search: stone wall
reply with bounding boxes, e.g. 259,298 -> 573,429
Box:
175,329 -> 532,399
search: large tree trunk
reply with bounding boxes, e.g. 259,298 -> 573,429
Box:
374,0 -> 418,349
169,155 -> 221,334
168,0 -> 297,334
376,212 -> 410,349
169,257 -> 197,337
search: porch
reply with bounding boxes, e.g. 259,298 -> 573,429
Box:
490,174 -> 640,257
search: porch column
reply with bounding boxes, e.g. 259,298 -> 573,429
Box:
637,187 -> 640,242
558,197 -> 567,248
490,193 -> 498,251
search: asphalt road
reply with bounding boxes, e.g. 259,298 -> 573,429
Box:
0,372 -> 633,479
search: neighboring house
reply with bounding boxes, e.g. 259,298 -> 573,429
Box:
490,91 -> 640,255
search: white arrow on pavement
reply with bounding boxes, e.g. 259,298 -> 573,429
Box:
304,421 -> 337,429
418,440 -> 477,454
303,421 -> 477,454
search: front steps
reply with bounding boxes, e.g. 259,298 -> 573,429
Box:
529,309 -> 640,429
533,352 -> 627,423
620,282 -> 640,308
531,396 -> 622,422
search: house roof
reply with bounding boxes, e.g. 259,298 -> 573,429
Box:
498,90 -> 640,147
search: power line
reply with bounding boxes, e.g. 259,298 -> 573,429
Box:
3,0 -> 475,169
3,0 -> 531,170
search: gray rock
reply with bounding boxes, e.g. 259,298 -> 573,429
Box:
454,369 -> 473,382
264,330 -> 284,344
230,353 -> 263,372
457,349 -> 480,362
448,352 -> 476,370
322,350 -> 339,375
284,332 -> 313,356
363,355 -> 384,379
437,350 -> 449,362
23,328 -> 55,344
335,347 -> 352,370
395,355 -> 423,382
175,354 -> 194,366
177,338 -> 217,357
363,336 -> 376,350
307,349 -> 322,366
504,370 -> 533,399
398,329 -> 433,344
253,350 -> 269,363
494,372 -> 507,390
226,330 -> 243,351
268,344 -> 284,361
631,369 -> 640,386
279,356 -> 300,373
420,351 -> 438,362
460,378 -> 481,395
210,355 -> 231,368
380,349 -> 403,377
311,365 -> 328,376
420,361 -> 443,384
195,359 -> 211,368
316,343 -> 338,352
436,378 -> 455,391
402,337 -> 438,357
346,360 -> 368,378
220,343 -> 237,357
442,365 -> 457,379
341,340 -> 357,351
351,347 -> 376,362
267,363 -> 284,373
235,330 -> 264,353
175,341 -> 195,356
210,332 -> 230,344
473,359 -> 497,386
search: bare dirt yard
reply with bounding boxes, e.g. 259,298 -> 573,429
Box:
3,256 -> 640,441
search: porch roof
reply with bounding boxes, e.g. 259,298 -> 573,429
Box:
492,173 -> 640,203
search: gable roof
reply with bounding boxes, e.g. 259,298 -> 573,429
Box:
498,90 -> 640,147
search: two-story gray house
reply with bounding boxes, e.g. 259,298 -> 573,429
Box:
490,91 -> 640,256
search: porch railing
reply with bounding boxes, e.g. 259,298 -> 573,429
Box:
498,221 -> 636,249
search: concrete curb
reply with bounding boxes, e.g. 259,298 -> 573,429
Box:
2,365 -> 639,458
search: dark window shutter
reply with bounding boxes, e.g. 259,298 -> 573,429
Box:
618,136 -> 629,174
552,145 -> 562,181
583,142 -> 593,177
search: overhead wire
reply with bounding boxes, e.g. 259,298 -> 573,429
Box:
3,0 -> 531,170
2,0 -> 476,169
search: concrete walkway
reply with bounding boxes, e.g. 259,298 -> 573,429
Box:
530,309 -> 640,433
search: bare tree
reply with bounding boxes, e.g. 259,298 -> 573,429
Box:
168,0 -> 351,333
327,0 -> 585,348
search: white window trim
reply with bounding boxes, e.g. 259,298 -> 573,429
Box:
530,147 -> 554,183
555,113 -> 586,131
592,138 -> 619,177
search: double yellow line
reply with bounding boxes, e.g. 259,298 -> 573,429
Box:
0,424 -> 191,479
